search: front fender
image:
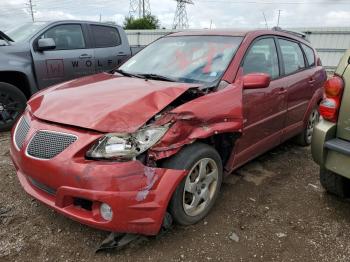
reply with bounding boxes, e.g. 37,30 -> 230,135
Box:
150,82 -> 243,160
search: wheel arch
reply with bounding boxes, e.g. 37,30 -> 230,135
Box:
0,71 -> 32,98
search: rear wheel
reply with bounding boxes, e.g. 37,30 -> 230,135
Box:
320,168 -> 350,198
0,82 -> 27,132
162,143 -> 223,225
295,108 -> 319,146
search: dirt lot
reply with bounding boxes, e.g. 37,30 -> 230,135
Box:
1,131 -> 350,262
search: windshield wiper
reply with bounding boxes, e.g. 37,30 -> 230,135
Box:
0,31 -> 14,43
113,69 -> 146,79
139,74 -> 177,82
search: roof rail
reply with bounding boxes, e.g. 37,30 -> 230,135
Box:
272,26 -> 309,41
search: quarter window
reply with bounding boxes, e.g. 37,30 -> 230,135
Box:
243,38 -> 280,79
91,25 -> 121,48
278,39 -> 305,75
41,24 -> 85,50
302,44 -> 316,67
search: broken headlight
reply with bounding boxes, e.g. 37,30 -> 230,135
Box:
86,126 -> 169,160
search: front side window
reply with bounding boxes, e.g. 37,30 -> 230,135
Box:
91,25 -> 121,48
41,24 -> 85,50
120,36 -> 243,84
278,39 -> 305,75
302,44 -> 316,67
243,38 -> 280,79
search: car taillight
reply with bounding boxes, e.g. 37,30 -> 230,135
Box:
319,75 -> 344,122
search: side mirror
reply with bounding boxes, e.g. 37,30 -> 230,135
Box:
243,73 -> 271,89
37,38 -> 56,51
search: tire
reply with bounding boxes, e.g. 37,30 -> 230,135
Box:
295,108 -> 320,146
162,143 -> 223,225
320,168 -> 350,198
0,82 -> 27,132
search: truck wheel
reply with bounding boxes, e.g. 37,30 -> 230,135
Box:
320,168 -> 350,198
162,143 -> 223,225
295,108 -> 319,146
0,82 -> 27,132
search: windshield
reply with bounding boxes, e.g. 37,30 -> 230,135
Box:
5,22 -> 48,42
120,35 -> 243,84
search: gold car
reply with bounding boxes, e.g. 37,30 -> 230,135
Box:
312,50 -> 350,197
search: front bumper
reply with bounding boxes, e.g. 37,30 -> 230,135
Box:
10,112 -> 187,235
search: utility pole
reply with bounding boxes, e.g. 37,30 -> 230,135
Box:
26,0 -> 35,22
99,14 -> 102,22
143,0 -> 145,17
277,9 -> 282,27
262,11 -> 268,29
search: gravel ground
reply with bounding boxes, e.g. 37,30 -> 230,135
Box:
1,131 -> 350,262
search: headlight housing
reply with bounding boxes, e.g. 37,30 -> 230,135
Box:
86,125 -> 169,160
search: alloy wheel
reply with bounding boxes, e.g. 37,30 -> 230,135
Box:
306,109 -> 320,144
0,91 -> 22,125
182,158 -> 219,217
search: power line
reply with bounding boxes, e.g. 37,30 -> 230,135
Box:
200,0 -> 350,4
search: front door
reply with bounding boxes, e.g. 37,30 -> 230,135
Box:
232,37 -> 287,168
32,23 -> 95,89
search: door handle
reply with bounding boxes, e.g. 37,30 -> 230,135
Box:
79,54 -> 92,59
309,79 -> 316,84
277,88 -> 287,95
308,76 -> 316,84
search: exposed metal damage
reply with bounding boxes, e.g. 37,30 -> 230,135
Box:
148,82 -> 243,161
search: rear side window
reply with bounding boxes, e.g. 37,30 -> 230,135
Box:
278,39 -> 305,75
243,38 -> 280,79
91,25 -> 121,48
302,44 -> 316,67
41,24 -> 85,50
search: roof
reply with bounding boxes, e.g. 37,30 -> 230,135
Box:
169,29 -> 248,37
169,29 -> 310,45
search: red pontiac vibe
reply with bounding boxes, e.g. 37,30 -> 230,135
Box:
10,29 -> 326,235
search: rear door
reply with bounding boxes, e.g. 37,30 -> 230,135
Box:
89,24 -> 130,73
233,37 -> 287,165
32,23 -> 95,89
277,38 -> 313,140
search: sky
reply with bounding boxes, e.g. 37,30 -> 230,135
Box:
1,0 -> 350,31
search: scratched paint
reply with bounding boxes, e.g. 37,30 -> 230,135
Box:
136,167 -> 159,201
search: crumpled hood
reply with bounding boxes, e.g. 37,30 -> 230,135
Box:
28,73 -> 199,133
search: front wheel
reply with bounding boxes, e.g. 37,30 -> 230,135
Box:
162,143 -> 223,225
0,82 -> 27,132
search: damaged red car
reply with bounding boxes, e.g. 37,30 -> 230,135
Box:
10,29 -> 326,236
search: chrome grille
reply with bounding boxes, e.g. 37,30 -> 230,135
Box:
27,131 -> 77,159
14,116 -> 30,150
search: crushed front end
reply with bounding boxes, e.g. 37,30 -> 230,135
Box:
10,111 -> 187,235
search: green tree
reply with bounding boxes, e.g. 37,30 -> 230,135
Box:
123,15 -> 160,30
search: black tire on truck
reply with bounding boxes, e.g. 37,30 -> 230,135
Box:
0,82 -> 27,132
161,143 -> 223,225
320,168 -> 350,198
